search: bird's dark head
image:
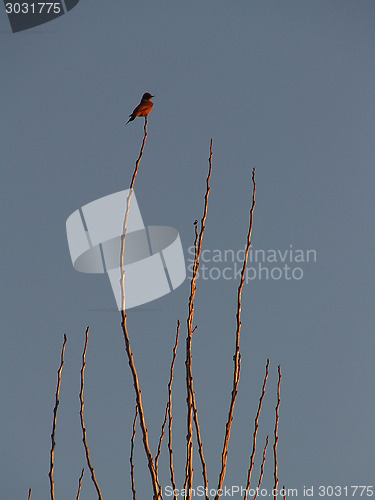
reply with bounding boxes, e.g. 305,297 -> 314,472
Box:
142,92 -> 154,100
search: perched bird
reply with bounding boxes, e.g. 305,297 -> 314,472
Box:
126,92 -> 154,124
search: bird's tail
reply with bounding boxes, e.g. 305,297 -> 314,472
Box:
126,114 -> 135,125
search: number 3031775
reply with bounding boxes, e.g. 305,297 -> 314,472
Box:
319,486 -> 373,496
5,3 -> 62,14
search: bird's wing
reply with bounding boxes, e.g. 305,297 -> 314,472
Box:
134,101 -> 152,114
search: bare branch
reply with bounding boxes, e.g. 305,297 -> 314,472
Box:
76,468 -> 84,500
184,140 -> 213,500
253,436 -> 268,500
168,322 -> 180,500
120,117 -> 162,499
155,401 -> 168,475
155,321 -> 180,481
191,386 -> 209,498
282,484 -> 286,500
120,116 -> 148,312
184,224 -> 198,497
273,366 -> 281,500
49,334 -> 67,500
79,327 -> 103,500
28,488 -> 32,500
130,406 -> 139,500
244,359 -> 270,500
215,168 -> 256,498
130,116 -> 148,190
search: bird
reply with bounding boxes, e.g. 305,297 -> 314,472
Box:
126,93 -> 154,124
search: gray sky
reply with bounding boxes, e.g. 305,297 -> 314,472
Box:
1,1 -> 374,499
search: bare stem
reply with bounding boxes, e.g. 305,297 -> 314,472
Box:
243,359 -> 270,500
130,116 -> 148,190
183,224 -> 198,497
168,322 -> 180,500
273,366 -> 281,500
184,140 -> 213,500
130,406 -> 139,500
155,401 -> 168,475
49,334 -> 67,500
120,116 -> 148,312
215,168 -> 256,499
79,327 -> 103,500
28,488 -> 32,500
282,485 -> 286,500
191,386 -> 209,498
253,436 -> 268,500
120,116 -> 162,499
155,321 -> 180,482
76,468 -> 84,500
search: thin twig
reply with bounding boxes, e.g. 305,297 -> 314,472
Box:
273,366 -> 281,500
253,436 -> 268,500
155,321 -> 180,480
130,406 -> 139,500
168,322 -> 180,500
191,386 -> 209,498
215,168 -> 256,499
183,224 -> 198,498
48,334 -> 67,500
28,488 -> 32,500
76,468 -> 84,500
120,116 -> 162,500
120,116 -> 148,312
130,116 -> 148,190
282,484 -> 286,500
244,359 -> 270,500
79,327 -> 103,500
184,140 -> 213,500
155,402 -> 168,474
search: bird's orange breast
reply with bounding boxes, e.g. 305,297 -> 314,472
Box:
136,101 -> 153,117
